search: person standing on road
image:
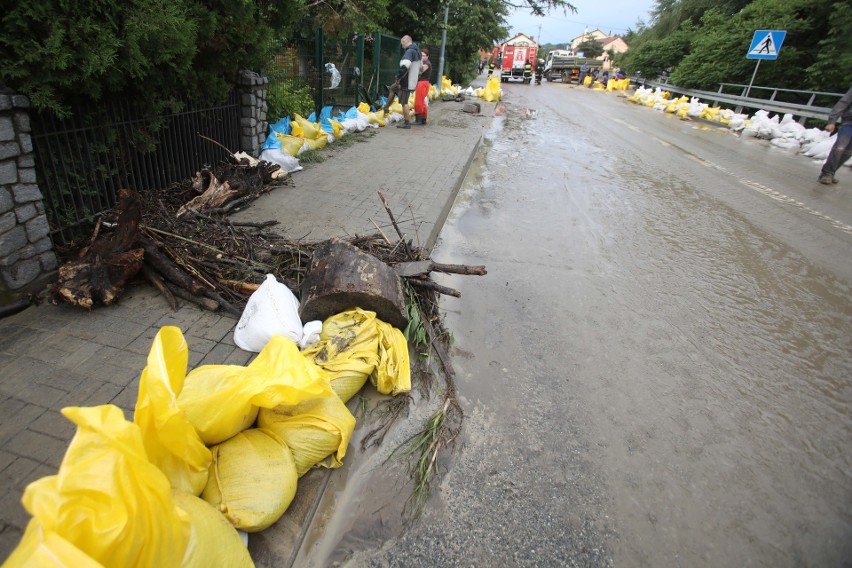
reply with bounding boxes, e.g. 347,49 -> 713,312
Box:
818,86 -> 852,185
414,47 -> 431,126
578,62 -> 590,86
395,35 -> 421,129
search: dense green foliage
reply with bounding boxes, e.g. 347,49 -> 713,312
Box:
621,0 -> 849,93
0,0 -> 580,117
575,38 -> 604,58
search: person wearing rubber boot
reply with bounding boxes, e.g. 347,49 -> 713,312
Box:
414,47 -> 431,126
395,35 -> 421,129
818,86 -> 852,185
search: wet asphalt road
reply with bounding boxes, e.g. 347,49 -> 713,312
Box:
305,81 -> 852,567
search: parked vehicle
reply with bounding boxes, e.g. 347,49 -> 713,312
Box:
542,50 -> 603,83
490,34 -> 538,84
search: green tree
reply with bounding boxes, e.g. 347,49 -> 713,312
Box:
576,38 -> 604,58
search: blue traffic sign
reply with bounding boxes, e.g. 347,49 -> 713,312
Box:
747,30 -> 786,60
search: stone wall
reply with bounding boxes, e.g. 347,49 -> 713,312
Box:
0,92 -> 57,295
238,70 -> 269,155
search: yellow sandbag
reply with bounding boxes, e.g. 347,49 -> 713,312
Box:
135,326 -> 211,496
482,76 -> 502,102
676,107 -> 689,118
664,101 -> 678,113
371,320 -> 411,396
357,102 -> 372,115
19,405 -> 189,567
389,101 -> 404,114
302,308 -> 379,402
202,429 -> 298,532
258,392 -> 356,476
178,336 -> 331,445
172,491 -> 254,568
276,133 -> 304,157
606,79 -> 615,92
329,119 -> 344,137
3,519 -> 102,567
302,135 -> 327,151
441,76 -> 452,91
292,113 -> 320,139
582,75 -> 592,87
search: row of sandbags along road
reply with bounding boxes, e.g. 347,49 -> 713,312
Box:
258,76 -> 504,175
628,86 -> 843,165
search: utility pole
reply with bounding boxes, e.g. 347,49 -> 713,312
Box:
534,23 -> 542,86
436,2 -> 449,87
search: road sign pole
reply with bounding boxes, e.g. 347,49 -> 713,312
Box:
745,59 -> 761,98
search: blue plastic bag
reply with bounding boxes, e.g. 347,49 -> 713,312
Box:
262,118 -> 292,151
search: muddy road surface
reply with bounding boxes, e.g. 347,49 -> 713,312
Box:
302,82 -> 852,567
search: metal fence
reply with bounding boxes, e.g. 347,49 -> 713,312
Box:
262,32 -> 442,124
32,93 -> 240,244
32,30 -> 444,243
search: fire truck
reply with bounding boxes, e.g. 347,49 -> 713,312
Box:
490,34 -> 538,84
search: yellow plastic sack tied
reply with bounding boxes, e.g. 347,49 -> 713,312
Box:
388,101 -> 404,115
371,320 -> 411,396
202,428 -> 298,532
329,119 -> 344,137
441,76 -> 452,91
302,135 -> 327,151
482,77 -> 502,102
302,308 -> 379,402
135,326 -> 211,496
172,491 -> 254,567
4,520 -> 102,567
291,113 -> 321,139
275,132 -> 304,157
258,392 -> 356,476
178,336 -> 331,445
14,405 -> 190,567
357,101 -> 372,115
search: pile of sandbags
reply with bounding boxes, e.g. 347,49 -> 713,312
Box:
5,304 -> 411,566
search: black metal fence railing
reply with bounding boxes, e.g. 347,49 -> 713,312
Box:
32,31 -> 449,244
31,92 -> 240,244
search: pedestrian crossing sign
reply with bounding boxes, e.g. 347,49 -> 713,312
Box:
747,30 -> 786,60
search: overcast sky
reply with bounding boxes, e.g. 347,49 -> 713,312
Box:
505,0 -> 656,46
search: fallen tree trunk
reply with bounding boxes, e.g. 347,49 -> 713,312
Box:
53,189 -> 145,309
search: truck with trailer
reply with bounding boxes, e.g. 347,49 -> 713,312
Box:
490,34 -> 538,84
542,50 -> 604,83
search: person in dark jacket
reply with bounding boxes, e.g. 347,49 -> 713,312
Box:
819,86 -> 852,185
395,35 -> 421,129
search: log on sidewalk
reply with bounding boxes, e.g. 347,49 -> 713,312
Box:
53,189 -> 145,309
299,239 -> 407,329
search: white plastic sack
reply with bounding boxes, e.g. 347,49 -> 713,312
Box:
259,149 -> 303,173
298,321 -> 323,350
324,63 -> 342,89
234,274 -> 303,352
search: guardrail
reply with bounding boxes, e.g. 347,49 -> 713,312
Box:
629,77 -> 843,124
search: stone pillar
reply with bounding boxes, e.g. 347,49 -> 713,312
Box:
0,90 -> 58,297
238,70 -> 269,156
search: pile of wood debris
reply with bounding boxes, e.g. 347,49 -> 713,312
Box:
51,155 -> 458,319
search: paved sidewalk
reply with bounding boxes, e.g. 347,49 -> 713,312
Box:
0,96 -> 494,562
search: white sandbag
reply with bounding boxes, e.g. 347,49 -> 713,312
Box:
770,137 -> 800,151
741,128 -> 758,138
801,136 -> 835,160
299,321 -> 323,350
259,149 -> 303,173
234,274 -> 303,352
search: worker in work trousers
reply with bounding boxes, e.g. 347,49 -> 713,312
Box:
524,60 -> 532,83
819,86 -> 852,185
